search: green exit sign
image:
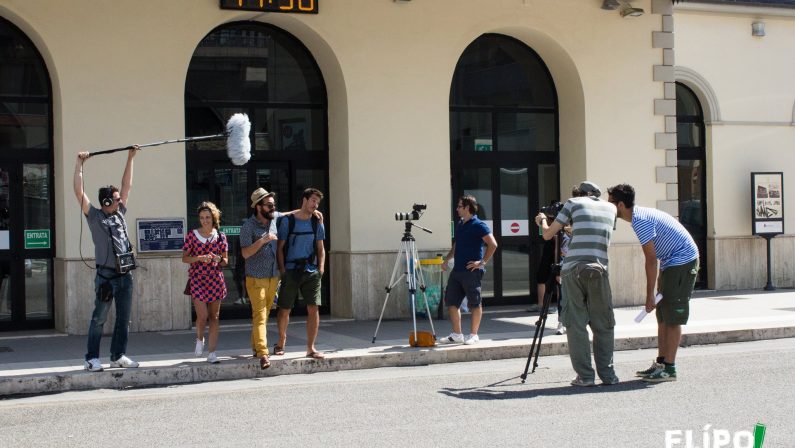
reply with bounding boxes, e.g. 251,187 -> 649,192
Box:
25,229 -> 50,249
220,226 -> 241,236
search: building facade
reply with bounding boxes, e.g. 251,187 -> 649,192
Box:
0,0 -> 792,333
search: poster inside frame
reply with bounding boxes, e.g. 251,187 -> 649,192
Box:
137,218 -> 186,253
751,172 -> 784,236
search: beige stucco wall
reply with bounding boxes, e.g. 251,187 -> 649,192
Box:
1,0 -> 707,327
675,8 -> 795,290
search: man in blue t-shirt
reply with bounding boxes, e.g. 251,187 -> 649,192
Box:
439,195 -> 498,345
276,188 -> 326,359
608,183 -> 699,383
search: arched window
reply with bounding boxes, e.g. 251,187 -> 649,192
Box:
184,22 -> 328,316
676,82 -> 707,289
450,34 -> 558,305
0,17 -> 54,330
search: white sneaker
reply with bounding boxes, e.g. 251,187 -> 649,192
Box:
438,332 -> 464,344
194,338 -> 204,357
463,334 -> 480,345
110,355 -> 139,368
207,352 -> 220,364
84,358 -> 103,372
555,322 -> 566,335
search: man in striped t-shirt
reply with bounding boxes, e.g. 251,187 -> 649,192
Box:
608,183 -> 699,383
536,181 -> 619,387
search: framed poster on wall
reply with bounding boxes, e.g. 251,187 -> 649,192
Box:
137,218 -> 186,252
751,172 -> 784,235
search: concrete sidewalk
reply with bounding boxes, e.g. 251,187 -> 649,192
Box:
1,289 -> 794,396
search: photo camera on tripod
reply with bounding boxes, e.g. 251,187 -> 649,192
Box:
540,201 -> 563,218
395,203 -> 427,221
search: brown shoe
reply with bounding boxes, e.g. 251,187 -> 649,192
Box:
259,355 -> 271,369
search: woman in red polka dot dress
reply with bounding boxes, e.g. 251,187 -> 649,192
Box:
182,202 -> 228,364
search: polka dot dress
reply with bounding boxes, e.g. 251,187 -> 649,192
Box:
183,229 -> 228,303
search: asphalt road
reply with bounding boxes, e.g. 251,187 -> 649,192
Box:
0,339 -> 792,448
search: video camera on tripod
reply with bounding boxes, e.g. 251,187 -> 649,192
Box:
395,203 -> 427,221
540,201 -> 563,219
373,203 -> 436,347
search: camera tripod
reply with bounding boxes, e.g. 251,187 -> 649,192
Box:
372,221 -> 436,344
521,232 -> 563,382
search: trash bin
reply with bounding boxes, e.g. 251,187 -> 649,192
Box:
417,256 -> 444,317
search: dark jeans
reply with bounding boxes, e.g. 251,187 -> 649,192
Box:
85,267 -> 134,361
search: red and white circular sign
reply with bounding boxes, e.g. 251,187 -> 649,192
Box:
510,222 -> 520,234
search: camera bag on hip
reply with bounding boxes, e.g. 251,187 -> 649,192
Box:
115,251 -> 136,274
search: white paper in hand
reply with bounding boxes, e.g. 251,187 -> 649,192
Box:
634,293 -> 663,323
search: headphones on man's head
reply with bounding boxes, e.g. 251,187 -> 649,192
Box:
99,186 -> 115,208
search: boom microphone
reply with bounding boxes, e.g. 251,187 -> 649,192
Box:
88,113 -> 252,166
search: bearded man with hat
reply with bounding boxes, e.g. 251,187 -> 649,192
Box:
535,180 -> 619,387
239,188 -> 322,369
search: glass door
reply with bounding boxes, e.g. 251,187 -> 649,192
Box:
186,158 -> 329,319
0,163 -> 54,330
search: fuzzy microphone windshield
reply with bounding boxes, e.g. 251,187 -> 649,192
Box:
226,113 -> 251,166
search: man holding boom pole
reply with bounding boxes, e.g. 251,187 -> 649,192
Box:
74,147 -> 141,372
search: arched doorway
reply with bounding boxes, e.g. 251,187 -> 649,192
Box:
449,34 -> 559,305
676,82 -> 707,289
0,17 -> 54,330
184,22 -> 329,317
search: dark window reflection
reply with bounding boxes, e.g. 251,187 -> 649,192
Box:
0,19 -> 51,151
185,24 -> 324,104
451,34 -> 555,108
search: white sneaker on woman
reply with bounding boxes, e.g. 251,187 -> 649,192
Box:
207,352 -> 220,364
194,339 -> 204,357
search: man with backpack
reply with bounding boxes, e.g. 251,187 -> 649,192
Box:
276,188 -> 326,359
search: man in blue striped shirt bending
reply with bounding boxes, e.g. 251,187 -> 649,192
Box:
608,183 -> 699,383
536,181 -> 619,387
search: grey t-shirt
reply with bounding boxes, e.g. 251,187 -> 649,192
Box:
86,204 -> 131,269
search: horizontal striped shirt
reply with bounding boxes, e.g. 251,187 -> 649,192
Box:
554,197 -> 616,272
631,206 -> 699,270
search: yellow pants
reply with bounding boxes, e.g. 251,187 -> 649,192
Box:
246,276 -> 279,357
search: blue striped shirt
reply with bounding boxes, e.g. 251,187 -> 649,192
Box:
631,206 -> 699,270
554,197 -> 616,272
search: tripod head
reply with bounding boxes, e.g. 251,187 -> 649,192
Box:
402,221 -> 432,241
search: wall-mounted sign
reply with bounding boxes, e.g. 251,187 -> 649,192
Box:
219,0 -> 318,14
219,226 -> 241,236
24,229 -> 50,249
137,219 -> 186,252
500,220 -> 529,236
474,138 -> 493,152
751,172 -> 784,236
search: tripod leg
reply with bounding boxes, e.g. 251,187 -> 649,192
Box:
521,275 -> 555,381
404,241 -> 418,341
372,246 -> 408,343
413,245 -> 437,338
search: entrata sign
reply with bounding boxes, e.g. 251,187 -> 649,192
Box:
24,229 -> 50,249
220,0 -> 318,14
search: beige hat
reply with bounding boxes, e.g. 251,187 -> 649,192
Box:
250,188 -> 275,208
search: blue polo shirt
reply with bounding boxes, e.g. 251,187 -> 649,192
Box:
452,215 -> 491,272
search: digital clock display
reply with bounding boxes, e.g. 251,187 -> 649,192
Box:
220,0 -> 318,14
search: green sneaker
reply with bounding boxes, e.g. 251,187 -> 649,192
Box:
643,365 -> 677,382
635,361 -> 664,378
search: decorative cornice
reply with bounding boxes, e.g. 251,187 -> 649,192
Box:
674,66 -> 722,124
674,2 -> 795,16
